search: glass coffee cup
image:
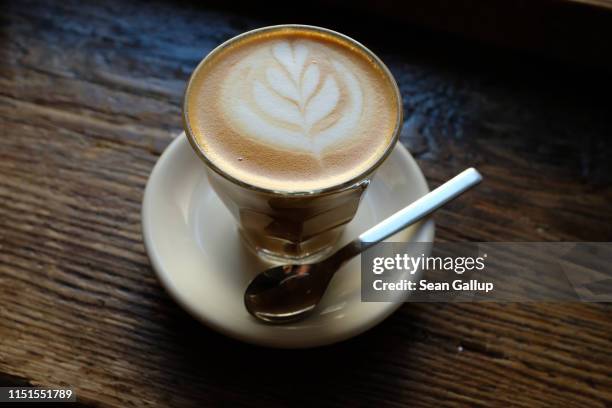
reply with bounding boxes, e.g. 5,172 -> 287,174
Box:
183,25 -> 402,262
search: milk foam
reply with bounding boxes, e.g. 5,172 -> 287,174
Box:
186,28 -> 400,191
225,40 -> 363,155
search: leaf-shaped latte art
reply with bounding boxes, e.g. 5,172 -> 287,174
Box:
231,41 -> 363,155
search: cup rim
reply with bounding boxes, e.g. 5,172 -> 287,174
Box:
182,24 -> 403,197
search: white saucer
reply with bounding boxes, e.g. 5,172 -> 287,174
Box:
142,133 -> 434,348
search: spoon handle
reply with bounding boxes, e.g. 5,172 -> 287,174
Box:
329,168 -> 482,266
359,168 -> 482,245
353,168 -> 482,253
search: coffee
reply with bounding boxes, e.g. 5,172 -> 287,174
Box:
185,26 -> 399,192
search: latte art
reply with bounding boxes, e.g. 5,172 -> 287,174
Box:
229,41 -> 363,154
185,27 -> 400,192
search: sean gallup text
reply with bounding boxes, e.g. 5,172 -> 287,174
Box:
373,279 -> 494,293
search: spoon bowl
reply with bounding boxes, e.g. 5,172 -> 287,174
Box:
244,262 -> 332,323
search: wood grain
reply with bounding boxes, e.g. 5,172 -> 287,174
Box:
1,0 -> 611,407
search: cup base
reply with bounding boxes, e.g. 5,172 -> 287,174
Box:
254,245 -> 335,265
238,228 -> 336,264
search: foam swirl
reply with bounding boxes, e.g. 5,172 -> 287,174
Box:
228,41 -> 363,155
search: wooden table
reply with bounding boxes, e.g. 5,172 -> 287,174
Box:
1,1 -> 611,406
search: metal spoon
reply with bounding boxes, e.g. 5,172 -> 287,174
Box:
244,168 -> 483,324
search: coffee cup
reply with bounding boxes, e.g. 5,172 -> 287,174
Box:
183,25 -> 402,262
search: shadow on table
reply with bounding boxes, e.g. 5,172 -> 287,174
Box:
155,302 -> 428,406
